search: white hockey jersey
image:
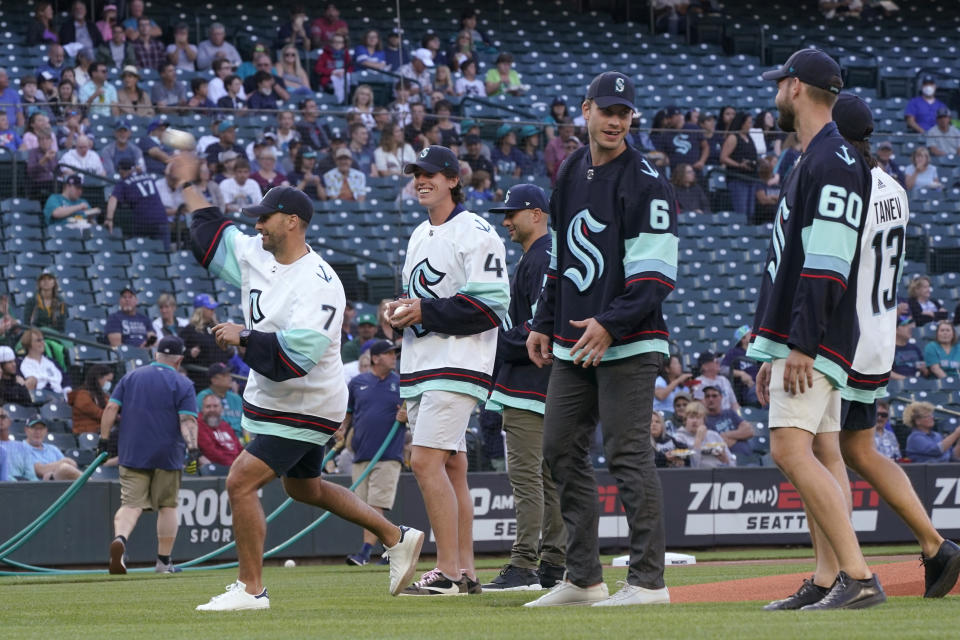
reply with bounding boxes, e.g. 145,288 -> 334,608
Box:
842,166 -> 910,403
193,208 -> 347,446
399,206 -> 511,402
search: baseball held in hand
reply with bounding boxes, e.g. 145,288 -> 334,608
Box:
161,127 -> 197,150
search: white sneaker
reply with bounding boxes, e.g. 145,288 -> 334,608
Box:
385,525 -> 424,596
523,578 -> 609,607
196,581 -> 270,611
592,581 -> 670,607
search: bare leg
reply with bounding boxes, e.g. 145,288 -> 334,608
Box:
808,432 -> 851,585
113,505 -> 143,539
282,477 -> 400,547
156,506 -> 178,556
841,428 -> 943,557
446,451 -> 474,579
771,427 -> 870,580
363,507 -> 384,547
410,445 -> 459,577
53,461 -> 82,481
225,451 -> 277,595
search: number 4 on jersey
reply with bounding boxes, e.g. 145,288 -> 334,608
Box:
484,253 -> 504,278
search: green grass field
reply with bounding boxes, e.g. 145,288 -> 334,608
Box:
1,546 -> 952,640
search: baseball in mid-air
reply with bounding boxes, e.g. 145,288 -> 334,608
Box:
161,128 -> 197,150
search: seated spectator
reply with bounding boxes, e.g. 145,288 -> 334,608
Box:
251,148 -> 288,191
453,58 -> 485,98
247,72 -> 282,112
67,364 -> 113,434
297,98 -> 332,152
207,58 -> 241,104
187,77 -> 215,113
25,130 -> 57,200
0,346 -> 33,406
310,3 -> 348,49
101,121 -> 145,176
79,62 -> 119,117
347,123 -> 376,177
466,170 -> 495,202
652,411 -> 686,468
18,77 -> 47,124
212,149 -> 238,183
875,141 -> 906,186
516,126 -> 545,177
459,7 -> 492,50
276,5 -> 310,51
59,1 -> 103,51
21,112 -> 56,152
165,22 -> 197,71
43,175 -> 98,227
905,146 -> 942,192
0,112 -> 21,152
906,276 -> 946,326
432,65 -> 455,101
671,163 -> 711,214
485,52 -> 524,96
461,134 -> 497,188
903,401 -> 960,462
397,49 -> 433,103
873,400 -> 901,461
197,22 -> 241,71
545,122 -> 576,185
152,292 -> 189,338
196,163 -> 226,213
105,287 -> 155,348
220,158 -> 262,213
49,79 -> 79,122
270,46 -> 310,99
8,417 -> 81,481
197,362 -> 244,441
672,401 -> 733,468
196,394 -> 242,466
388,79 -> 413,127
60,134 -> 106,177
288,148 -> 325,200
105,160 -> 171,246
181,295 -> 232,391
403,103 -> 428,151
56,109 -> 89,152
754,156 -> 781,223
122,0 -> 161,41
27,2 -> 59,48
654,354 -> 693,413
138,119 -> 175,176
216,75 -> 246,113
924,320 -> 960,379
702,385 -> 755,463
891,317 -> 929,379
38,44 -> 67,84
19,328 -> 69,397
0,295 -> 21,349
156,166 -> 187,221
905,75 -> 948,134
383,29 -> 408,71
349,85 -> 376,132
491,125 -> 525,179
95,4 -> 117,43
23,273 -> 67,333
323,149 -> 367,201
72,48 -> 94,88
926,108 -> 960,157
693,351 -> 740,412
341,313 -> 379,363
315,33 -> 353,104
98,23 -> 135,70
205,119 -> 245,166
721,325 -> 759,405
701,113 -> 724,165
354,29 -> 388,71
374,123 -> 416,177
151,62 -> 187,112
448,30 -> 478,73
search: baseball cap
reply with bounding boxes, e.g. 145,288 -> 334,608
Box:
242,185 -> 314,222
114,120 -> 130,131
208,362 -> 231,377
460,118 -> 478,131
585,71 -> 637,112
734,325 -> 751,341
193,293 -> 219,309
761,49 -> 843,95
495,123 -> 514,141
26,416 -> 47,429
147,119 -> 168,133
403,145 -> 460,175
121,65 -> 139,77
335,147 -> 353,160
464,134 -> 481,146
36,71 -> 54,83
359,338 -> 378,354
898,316 -> 915,327
487,184 -> 549,214
877,140 -> 893,150
937,107 -> 952,118
218,149 -> 240,163
832,93 -> 873,142
697,351 -> 717,366
301,149 -> 317,159
921,74 -> 936,85
664,105 -> 682,117
215,119 -> 237,134
116,158 -> 134,171
517,124 -> 540,141
0,346 -> 15,363
701,385 -> 720,394
357,313 -> 377,326
119,286 -> 136,296
64,174 -> 83,187
157,335 -> 186,356
369,339 -> 399,356
412,48 -> 434,67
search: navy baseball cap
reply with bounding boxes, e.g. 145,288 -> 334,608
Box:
157,335 -> 185,356
64,174 -> 83,187
586,71 -> 637,112
832,93 -> 874,142
369,339 -> 399,356
116,158 -> 134,171
921,74 -> 936,85
761,49 -> 843,95
208,362 -> 231,377
403,145 -> 460,175
487,184 -> 549,214
937,107 -> 952,118
147,119 -> 168,133
242,186 -> 314,222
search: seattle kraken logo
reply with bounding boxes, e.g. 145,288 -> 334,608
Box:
672,133 -> 691,156
563,209 -> 606,292
249,289 -> 265,324
408,259 -> 446,336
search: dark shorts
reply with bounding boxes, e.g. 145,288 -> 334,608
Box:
840,399 -> 877,432
245,434 -> 326,478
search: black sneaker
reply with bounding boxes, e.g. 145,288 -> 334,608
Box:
800,572 -> 886,610
762,577 -> 829,610
460,573 -> 483,595
482,565 -> 542,591
922,539 -> 960,598
537,561 -> 566,589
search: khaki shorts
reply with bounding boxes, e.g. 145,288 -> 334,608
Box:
119,466 -> 182,511
351,459 -> 402,510
406,390 -> 476,453
768,358 -> 840,434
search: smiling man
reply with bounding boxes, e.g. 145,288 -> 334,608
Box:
525,71 -> 678,608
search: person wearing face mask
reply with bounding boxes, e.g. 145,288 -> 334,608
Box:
905,75 -> 948,135
68,364 -> 115,434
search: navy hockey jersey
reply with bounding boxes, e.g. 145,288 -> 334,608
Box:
530,144 -> 678,361
746,122 -> 872,388
487,233 -> 552,415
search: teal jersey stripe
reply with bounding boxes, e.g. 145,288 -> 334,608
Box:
552,338 -> 669,363
814,354 -> 846,389
178,410 -> 198,417
277,328 -> 331,372
209,225 -> 244,288
109,398 -> 122,407
241,415 -> 332,446
485,390 -> 546,415
460,281 -> 511,323
746,336 -> 790,362
624,233 -> 679,280
841,385 -> 889,403
804,252 -> 852,275
804,220 -> 857,278
400,379 -> 488,402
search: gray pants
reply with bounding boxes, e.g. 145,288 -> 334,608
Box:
502,407 -> 566,569
542,353 -> 665,589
